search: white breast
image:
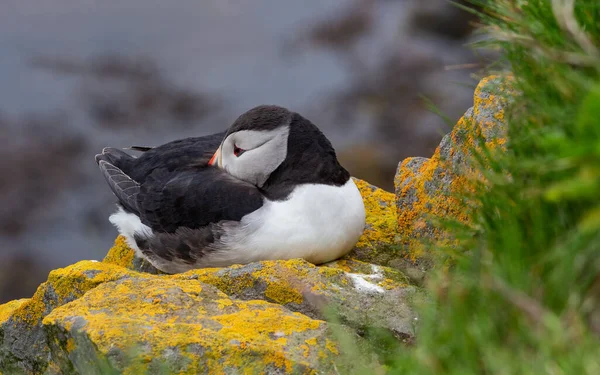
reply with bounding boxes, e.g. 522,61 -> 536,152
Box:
207,178 -> 366,266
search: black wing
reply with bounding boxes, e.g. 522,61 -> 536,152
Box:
136,167 -> 264,233
95,132 -> 225,185
95,147 -> 136,172
97,160 -> 141,214
125,132 -> 225,183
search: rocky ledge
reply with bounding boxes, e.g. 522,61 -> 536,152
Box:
0,76 -> 510,374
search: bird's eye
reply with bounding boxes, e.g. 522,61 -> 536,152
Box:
233,145 -> 244,157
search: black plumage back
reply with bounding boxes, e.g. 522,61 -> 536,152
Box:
261,112 -> 350,200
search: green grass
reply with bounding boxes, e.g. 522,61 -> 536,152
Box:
338,0 -> 600,373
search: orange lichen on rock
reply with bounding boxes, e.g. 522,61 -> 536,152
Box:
394,75 -> 512,254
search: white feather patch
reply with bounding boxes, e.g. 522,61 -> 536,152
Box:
108,206 -> 153,258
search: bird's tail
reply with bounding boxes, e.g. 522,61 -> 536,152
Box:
95,147 -> 135,172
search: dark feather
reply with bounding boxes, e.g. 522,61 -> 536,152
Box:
127,146 -> 154,152
95,147 -> 135,167
97,160 -> 140,214
137,224 -> 230,265
122,131 -> 225,182
137,167 -> 264,233
261,112 -> 350,200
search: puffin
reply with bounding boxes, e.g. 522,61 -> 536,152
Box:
95,105 -> 366,273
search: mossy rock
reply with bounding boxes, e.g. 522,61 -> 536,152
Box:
104,236 -> 418,335
394,75 -> 513,255
103,236 -> 162,274
176,258 -> 417,338
344,179 -> 402,265
0,262 -> 140,374
42,278 -> 339,374
1,258 -> 410,373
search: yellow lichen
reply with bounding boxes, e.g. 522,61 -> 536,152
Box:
353,178 -> 398,249
12,287 -> 47,325
182,267 -> 255,298
326,259 -> 352,273
300,344 -> 310,358
103,235 -> 135,269
13,261 -> 138,325
66,337 -> 76,353
177,259 -> 350,307
46,261 -> 139,303
325,339 -> 340,355
178,262 -> 305,305
0,298 -> 28,324
43,278 -> 331,374
216,298 -> 234,309
379,278 -> 406,290
325,258 -> 374,275
254,260 -> 310,305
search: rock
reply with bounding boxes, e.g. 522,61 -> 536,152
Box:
176,258 -> 417,338
347,175 -> 429,284
345,178 -> 399,263
0,257 -> 409,373
43,278 -> 338,374
103,236 -> 162,274
394,75 -> 512,254
0,261 -> 139,374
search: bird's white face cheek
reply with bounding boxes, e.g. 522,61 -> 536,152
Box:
218,127 -> 289,187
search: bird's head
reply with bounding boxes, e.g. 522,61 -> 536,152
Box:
208,105 -> 348,192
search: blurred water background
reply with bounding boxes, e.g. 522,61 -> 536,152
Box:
0,0 -> 492,302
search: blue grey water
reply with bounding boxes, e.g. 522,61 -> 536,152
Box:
1,1 -> 403,117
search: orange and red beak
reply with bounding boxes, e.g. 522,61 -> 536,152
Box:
208,146 -> 222,167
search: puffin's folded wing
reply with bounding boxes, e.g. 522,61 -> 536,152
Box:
137,167 -> 264,233
97,160 -> 141,214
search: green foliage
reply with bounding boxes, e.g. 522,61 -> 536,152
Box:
337,0 -> 600,373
